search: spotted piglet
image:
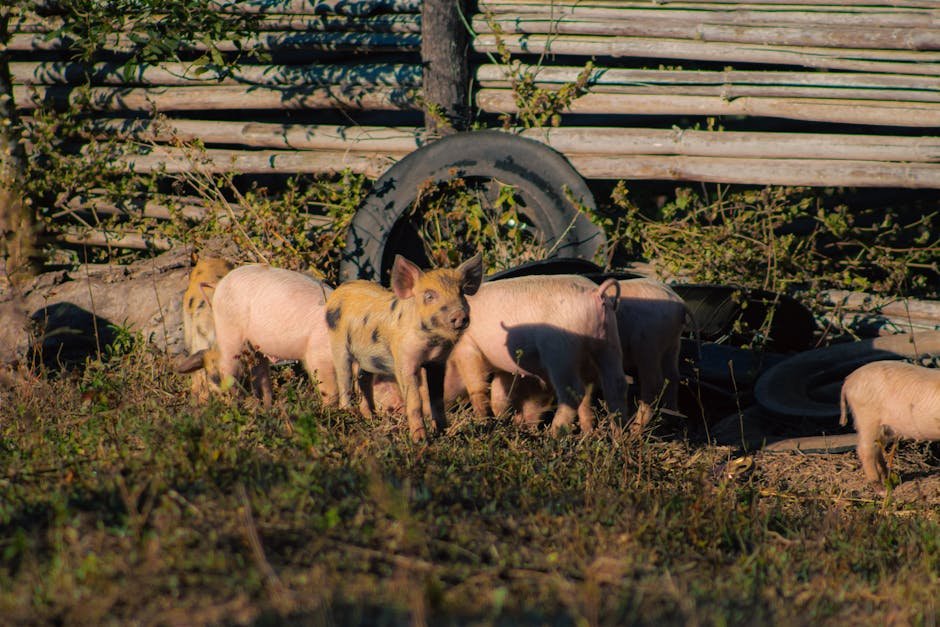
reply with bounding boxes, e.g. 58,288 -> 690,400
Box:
181,255 -> 234,402
326,253 -> 483,441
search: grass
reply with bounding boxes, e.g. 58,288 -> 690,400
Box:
1,342 -> 937,626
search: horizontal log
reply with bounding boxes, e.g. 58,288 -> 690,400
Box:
563,154 -> 940,187
80,119 -> 940,163
10,61 -> 422,88
86,119 -> 426,153
473,34 -> 940,75
819,311 -> 940,334
68,131 -> 940,187
13,85 -> 418,112
481,0 -> 940,9
480,80 -> 940,103
31,0 -> 422,16
517,127 -> 940,163
476,64 -> 940,92
12,14 -> 421,34
53,228 -> 175,251
118,146 -> 400,177
54,194 -> 333,227
476,2 -> 940,28
473,15 -> 940,50
818,290 -> 940,322
4,31 -> 420,54
477,89 -> 940,127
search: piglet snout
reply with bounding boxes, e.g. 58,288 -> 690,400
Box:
450,309 -> 469,331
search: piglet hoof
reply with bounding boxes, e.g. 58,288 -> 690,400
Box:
550,423 -> 574,438
410,426 -> 428,442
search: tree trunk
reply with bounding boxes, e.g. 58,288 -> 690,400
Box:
421,0 -> 470,134
0,8 -> 36,287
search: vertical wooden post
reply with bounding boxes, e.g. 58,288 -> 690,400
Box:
0,8 -> 36,286
421,0 -> 470,135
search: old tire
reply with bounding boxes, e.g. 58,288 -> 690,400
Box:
339,130 -> 604,282
754,330 -> 940,419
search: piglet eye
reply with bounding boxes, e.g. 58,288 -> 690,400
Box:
423,290 -> 438,304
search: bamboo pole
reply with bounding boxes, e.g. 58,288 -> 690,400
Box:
473,15 -> 940,50
563,154 -> 940,188
80,119 -> 940,164
473,34 -> 940,76
518,127 -> 940,163
817,291 -> 940,321
9,61 -> 422,88
476,3 -> 940,28
30,0 -> 423,16
86,119 -> 425,153
475,64 -> 940,92
56,194 -> 334,226
13,84 -> 418,112
5,31 -> 420,54
480,81 -> 940,103
53,228 -> 175,251
481,0 -> 940,9
477,89 -> 940,127
117,146 -> 399,177
13,14 -> 422,34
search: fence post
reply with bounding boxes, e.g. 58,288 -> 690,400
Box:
421,0 -> 470,135
0,8 -> 36,286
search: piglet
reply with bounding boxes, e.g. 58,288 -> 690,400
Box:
840,360 -> 940,485
617,278 -> 688,432
181,255 -> 234,402
177,264 -> 336,406
450,274 -> 629,436
325,253 -> 483,441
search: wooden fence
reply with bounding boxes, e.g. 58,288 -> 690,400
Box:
3,0 -> 940,252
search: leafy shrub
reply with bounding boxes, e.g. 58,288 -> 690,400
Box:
608,182 -> 939,300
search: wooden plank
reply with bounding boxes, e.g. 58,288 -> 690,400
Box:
13,85 -> 419,112
9,61 -> 422,88
474,34 -> 940,75
477,89 -> 940,127
563,154 -> 940,187
473,15 -> 940,50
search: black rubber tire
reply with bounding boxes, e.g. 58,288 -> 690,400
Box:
339,130 -> 604,283
754,330 -> 940,418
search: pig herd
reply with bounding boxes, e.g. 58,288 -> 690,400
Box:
177,253 -> 940,487
177,253 -> 686,442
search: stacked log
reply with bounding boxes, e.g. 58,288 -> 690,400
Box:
6,1 -> 425,251
473,0 -> 940,187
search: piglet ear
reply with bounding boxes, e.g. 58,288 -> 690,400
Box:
596,278 -> 621,312
458,253 -> 484,296
391,255 -> 422,299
